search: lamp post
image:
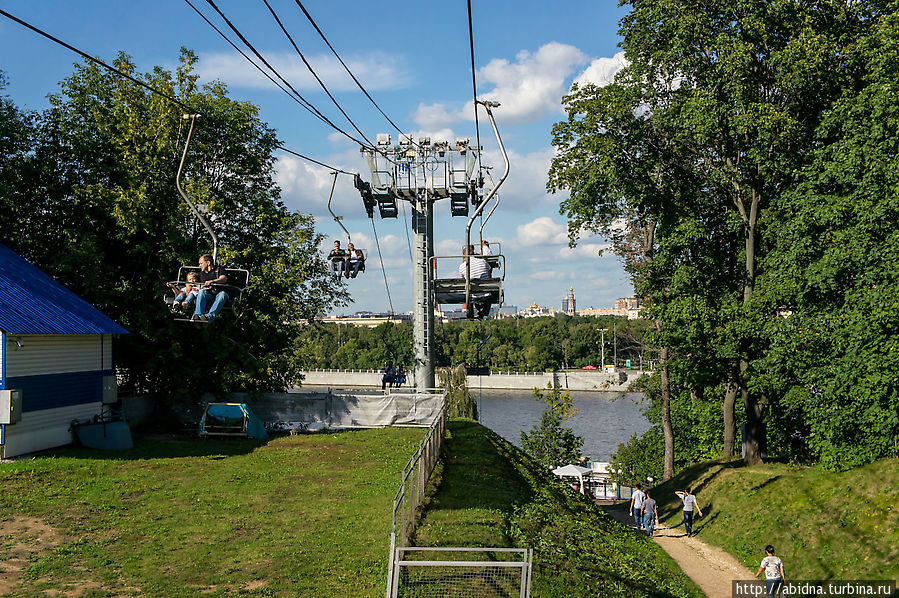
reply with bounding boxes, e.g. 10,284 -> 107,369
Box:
598,328 -> 608,369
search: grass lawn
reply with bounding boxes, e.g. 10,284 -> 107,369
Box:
411,420 -> 703,598
630,458 -> 899,580
0,428 -> 424,597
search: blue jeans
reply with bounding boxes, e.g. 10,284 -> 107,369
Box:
683,510 -> 695,534
633,509 -> 644,530
174,292 -> 197,306
330,259 -> 345,278
765,578 -> 783,597
643,513 -> 655,535
195,288 -> 230,321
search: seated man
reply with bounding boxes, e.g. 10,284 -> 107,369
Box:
328,240 -> 346,279
459,245 -> 491,319
193,253 -> 230,323
345,243 -> 365,278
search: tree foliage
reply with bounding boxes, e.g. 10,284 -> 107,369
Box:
520,385 -> 584,469
551,1 -> 899,472
0,51 -> 346,399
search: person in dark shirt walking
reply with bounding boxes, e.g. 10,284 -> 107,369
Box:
641,490 -> 658,537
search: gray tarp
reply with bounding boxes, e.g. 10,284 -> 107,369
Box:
218,391 -> 445,429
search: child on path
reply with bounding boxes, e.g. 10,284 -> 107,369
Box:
755,545 -> 785,597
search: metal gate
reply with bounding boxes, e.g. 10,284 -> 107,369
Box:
389,547 -> 533,598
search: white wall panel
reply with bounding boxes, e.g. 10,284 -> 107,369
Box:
1,401 -> 102,458
4,335 -> 110,376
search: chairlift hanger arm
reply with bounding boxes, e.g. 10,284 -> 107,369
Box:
176,114 -> 219,263
465,101 -> 509,315
326,170 -> 352,242
479,167 -> 501,242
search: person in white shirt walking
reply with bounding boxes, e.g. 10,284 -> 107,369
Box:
629,484 -> 646,530
755,545 -> 785,597
675,487 -> 704,537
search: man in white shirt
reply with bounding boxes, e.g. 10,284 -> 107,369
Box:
629,484 -> 646,530
459,245 -> 490,279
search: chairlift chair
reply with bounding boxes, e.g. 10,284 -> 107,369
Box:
167,114 -> 253,323
432,252 -> 504,320
328,171 -> 368,279
166,265 -> 250,323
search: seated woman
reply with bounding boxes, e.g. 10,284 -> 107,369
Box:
345,244 -> 365,278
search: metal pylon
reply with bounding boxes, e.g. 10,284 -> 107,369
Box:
412,192 -> 435,391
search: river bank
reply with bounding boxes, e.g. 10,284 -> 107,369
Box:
298,368 -> 647,391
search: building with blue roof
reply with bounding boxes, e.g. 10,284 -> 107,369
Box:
0,243 -> 128,458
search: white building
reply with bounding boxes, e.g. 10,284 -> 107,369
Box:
0,243 -> 128,458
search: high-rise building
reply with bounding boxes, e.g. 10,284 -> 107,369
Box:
567,288 -> 576,316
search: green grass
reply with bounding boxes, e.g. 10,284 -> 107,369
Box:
411,419 -> 703,598
633,458 -> 899,580
0,429 -> 424,597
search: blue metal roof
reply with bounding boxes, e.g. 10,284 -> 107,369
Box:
0,243 -> 129,335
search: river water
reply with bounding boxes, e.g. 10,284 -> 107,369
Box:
473,389 -> 650,461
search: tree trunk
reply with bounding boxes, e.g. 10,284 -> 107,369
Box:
660,344 -> 675,480
722,366 -> 738,459
741,357 -> 766,464
739,186 -> 764,465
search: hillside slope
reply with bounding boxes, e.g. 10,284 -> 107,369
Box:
412,420 -> 703,598
643,458 -> 899,580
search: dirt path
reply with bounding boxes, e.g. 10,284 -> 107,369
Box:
603,505 -> 753,598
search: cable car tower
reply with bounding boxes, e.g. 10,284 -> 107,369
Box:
358,101 -> 509,391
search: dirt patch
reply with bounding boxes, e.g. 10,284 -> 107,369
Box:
0,515 -> 66,594
603,505 -> 753,598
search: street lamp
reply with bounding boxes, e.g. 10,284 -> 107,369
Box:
598,328 -> 608,369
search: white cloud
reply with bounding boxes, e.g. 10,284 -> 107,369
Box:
573,51 -> 628,88
195,50 -> 409,91
516,217 -> 568,247
559,243 -> 613,259
275,148 -> 368,217
478,146 -> 554,212
530,271 -> 566,281
413,42 -> 587,129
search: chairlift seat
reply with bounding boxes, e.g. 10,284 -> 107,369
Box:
433,277 -> 502,304
165,266 -> 250,321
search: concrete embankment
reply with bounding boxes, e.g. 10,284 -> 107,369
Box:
298,369 -> 646,392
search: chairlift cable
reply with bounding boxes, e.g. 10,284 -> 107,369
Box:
292,0 -> 408,139
466,0 -> 484,180
262,0 -> 374,147
198,0 -> 377,151
370,218 -> 395,317
0,7 -> 354,176
400,200 -> 413,264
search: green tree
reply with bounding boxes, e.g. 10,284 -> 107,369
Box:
758,4 -> 899,469
0,51 -> 346,397
520,385 -> 584,469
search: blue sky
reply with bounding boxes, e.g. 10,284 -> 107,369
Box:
0,0 -> 634,314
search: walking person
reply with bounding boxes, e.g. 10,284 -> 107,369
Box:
641,489 -> 658,537
755,545 -> 785,597
629,484 -> 646,531
675,488 -> 703,537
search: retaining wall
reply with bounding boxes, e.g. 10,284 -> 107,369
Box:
298,369 -> 646,392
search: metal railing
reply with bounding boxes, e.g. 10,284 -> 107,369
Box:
390,547 -> 533,598
386,401 -> 447,595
